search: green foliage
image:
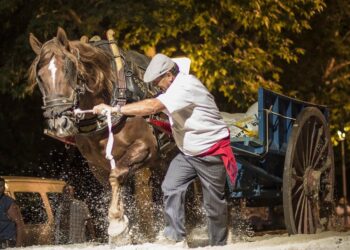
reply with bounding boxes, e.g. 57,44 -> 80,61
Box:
107,0 -> 325,109
0,0 -> 325,107
1,0 -> 350,170
279,0 -> 350,155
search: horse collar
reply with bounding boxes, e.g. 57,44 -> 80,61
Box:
77,113 -> 125,135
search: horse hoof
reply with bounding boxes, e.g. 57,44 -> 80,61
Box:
109,235 -> 131,247
108,215 -> 131,246
108,215 -> 129,237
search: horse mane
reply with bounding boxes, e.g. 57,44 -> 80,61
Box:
28,38 -> 115,95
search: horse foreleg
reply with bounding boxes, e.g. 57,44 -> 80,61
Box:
108,139 -> 154,244
108,170 -> 130,245
109,139 -> 156,243
108,171 -> 124,220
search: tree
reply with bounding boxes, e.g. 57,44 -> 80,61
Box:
106,0 -> 326,110
279,0 -> 350,154
4,0 -> 350,174
1,0 -> 326,106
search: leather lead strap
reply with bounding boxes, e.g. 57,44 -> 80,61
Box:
106,29 -> 127,106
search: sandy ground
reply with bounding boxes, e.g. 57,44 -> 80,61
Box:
15,230 -> 350,250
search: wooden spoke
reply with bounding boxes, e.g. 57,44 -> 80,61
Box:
318,161 -> 331,174
305,121 -> 311,167
307,198 -> 315,233
297,194 -> 306,233
292,184 -> 304,198
307,122 -> 319,167
309,127 -> 323,168
312,138 -> 328,169
294,150 -> 305,176
292,173 -> 304,182
295,190 -> 305,219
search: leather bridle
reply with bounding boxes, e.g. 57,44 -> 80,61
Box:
35,50 -> 87,120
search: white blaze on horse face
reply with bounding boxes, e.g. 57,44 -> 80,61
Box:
48,57 -> 57,85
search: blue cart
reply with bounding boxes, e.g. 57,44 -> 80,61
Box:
229,87 -> 334,234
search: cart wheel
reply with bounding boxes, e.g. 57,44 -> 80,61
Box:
283,107 -> 334,234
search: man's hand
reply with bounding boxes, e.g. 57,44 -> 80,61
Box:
93,103 -> 112,115
93,104 -> 121,115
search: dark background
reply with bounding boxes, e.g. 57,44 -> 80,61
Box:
0,0 -> 349,238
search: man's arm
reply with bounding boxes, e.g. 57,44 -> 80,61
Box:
7,203 -> 25,247
93,98 -> 166,116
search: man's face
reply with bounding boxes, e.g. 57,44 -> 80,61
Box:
153,72 -> 174,92
67,186 -> 75,198
0,181 -> 5,195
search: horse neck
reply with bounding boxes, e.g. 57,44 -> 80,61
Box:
79,91 -> 109,111
73,42 -> 115,109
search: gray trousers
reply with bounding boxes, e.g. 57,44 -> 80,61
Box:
161,152 -> 228,246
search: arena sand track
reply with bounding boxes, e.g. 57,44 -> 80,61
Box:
16,230 -> 350,250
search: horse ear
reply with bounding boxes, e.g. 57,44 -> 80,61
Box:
29,33 -> 42,55
56,27 -> 70,50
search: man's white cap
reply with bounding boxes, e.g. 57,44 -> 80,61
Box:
143,53 -> 175,83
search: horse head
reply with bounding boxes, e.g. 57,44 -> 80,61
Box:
28,27 -> 114,138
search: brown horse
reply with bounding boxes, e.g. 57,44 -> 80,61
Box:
28,27 -> 169,244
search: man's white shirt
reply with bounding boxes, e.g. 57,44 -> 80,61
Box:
157,72 -> 228,156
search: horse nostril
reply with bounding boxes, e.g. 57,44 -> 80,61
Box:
47,119 -> 54,130
61,117 -> 68,129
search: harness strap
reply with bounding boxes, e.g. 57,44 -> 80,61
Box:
106,29 -> 127,107
74,109 -> 116,170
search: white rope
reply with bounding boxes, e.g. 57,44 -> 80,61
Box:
73,108 -> 93,114
104,109 -> 116,169
74,108 -> 116,169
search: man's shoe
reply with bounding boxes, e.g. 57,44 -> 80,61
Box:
155,231 -> 188,248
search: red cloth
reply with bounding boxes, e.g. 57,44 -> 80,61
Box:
148,119 -> 172,135
148,118 -> 237,185
198,136 -> 237,185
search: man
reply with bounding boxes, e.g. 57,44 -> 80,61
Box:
93,53 -> 237,246
55,184 -> 96,244
0,177 -> 24,248
335,197 -> 350,228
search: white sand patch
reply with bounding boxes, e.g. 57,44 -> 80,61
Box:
14,231 -> 350,250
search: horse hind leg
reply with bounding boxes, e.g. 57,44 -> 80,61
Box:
120,139 -> 157,241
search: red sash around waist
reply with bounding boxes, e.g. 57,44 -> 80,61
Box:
198,136 -> 237,185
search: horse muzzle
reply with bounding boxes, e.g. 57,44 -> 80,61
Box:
46,115 -> 78,137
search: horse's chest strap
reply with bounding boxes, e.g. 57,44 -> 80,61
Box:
74,108 -> 117,170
